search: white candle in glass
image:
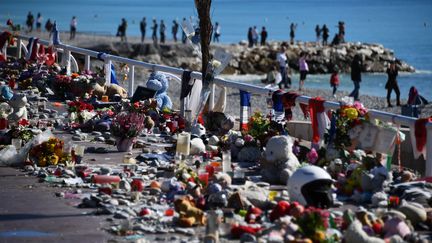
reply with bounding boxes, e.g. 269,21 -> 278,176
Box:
222,150 -> 232,173
11,138 -> 22,150
176,132 -> 190,156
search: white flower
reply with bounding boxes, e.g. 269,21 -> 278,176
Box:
211,60 -> 222,69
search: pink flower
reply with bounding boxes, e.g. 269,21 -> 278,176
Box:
244,134 -> 254,143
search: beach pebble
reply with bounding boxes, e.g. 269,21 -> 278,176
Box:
108,199 -> 119,206
100,167 -> 112,175
397,202 -> 427,225
119,180 -> 131,191
92,131 -> 102,136
95,136 -> 105,142
114,211 -> 130,219
240,233 -> 257,242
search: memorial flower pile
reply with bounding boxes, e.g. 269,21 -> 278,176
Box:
67,100 -> 95,124
28,137 -> 71,167
111,111 -> 146,138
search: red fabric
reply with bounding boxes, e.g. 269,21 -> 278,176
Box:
0,54 -> 5,62
45,46 -> 56,66
231,225 -> 262,239
0,31 -> 12,50
309,97 -> 325,143
330,73 -> 340,86
28,38 -> 39,61
414,117 -> 432,153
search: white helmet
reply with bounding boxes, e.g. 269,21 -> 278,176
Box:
287,165 -> 334,208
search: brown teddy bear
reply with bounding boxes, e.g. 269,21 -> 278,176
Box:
174,197 -> 206,227
92,83 -> 128,100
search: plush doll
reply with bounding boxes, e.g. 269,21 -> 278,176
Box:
8,93 -> 28,123
174,197 -> 206,227
261,135 -> 300,184
92,83 -> 128,100
146,72 -> 172,110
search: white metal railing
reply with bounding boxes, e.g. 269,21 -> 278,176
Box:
3,31 -> 432,176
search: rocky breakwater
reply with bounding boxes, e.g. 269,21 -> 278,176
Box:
82,41 -> 415,75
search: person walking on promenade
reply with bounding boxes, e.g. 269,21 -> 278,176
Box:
315,24 -> 321,44
26,11 -> 34,32
172,20 -> 179,42
349,54 -> 363,101
260,26 -> 268,46
36,13 -> 43,32
181,18 -> 187,44
247,27 -> 253,47
277,45 -> 290,89
213,22 -> 221,42
45,19 -> 53,36
289,23 -> 297,44
70,16 -> 77,40
160,20 -> 166,44
330,68 -> 340,97
252,26 -> 259,46
298,52 -> 309,91
140,17 -> 147,43
322,24 -> 329,45
152,19 -> 158,44
385,60 -> 401,107
119,18 -> 127,42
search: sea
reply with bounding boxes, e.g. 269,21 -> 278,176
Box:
1,0 -> 432,99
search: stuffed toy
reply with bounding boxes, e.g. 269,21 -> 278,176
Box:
8,93 -> 28,123
344,220 -> 385,243
92,83 -> 128,100
174,197 -> 206,227
146,72 -> 172,110
261,135 -> 300,185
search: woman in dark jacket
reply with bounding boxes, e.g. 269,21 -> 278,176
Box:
349,54 -> 362,100
386,61 -> 400,107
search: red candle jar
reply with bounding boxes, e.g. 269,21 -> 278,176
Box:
389,196 -> 400,207
198,172 -> 209,186
92,175 -> 121,184
0,118 -> 8,130
131,178 -> 144,192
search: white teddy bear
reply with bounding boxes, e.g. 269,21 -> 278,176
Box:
8,93 -> 28,123
261,135 -> 300,185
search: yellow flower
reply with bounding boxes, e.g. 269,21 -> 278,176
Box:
48,155 -> 59,165
345,108 -> 358,120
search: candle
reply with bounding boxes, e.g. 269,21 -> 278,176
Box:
92,175 -> 121,184
222,150 -> 232,173
11,138 -> 22,150
101,95 -> 109,102
176,132 -> 190,156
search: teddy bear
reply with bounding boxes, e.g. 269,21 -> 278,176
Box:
174,197 -> 206,227
261,135 -> 300,185
146,72 -> 172,110
92,83 -> 128,100
8,93 -> 28,123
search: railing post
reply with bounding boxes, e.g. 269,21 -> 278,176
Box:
426,122 -> 432,177
105,59 -> 112,85
62,49 -> 71,76
84,55 -> 91,71
128,65 -> 135,96
209,83 -> 215,111
16,39 -> 22,59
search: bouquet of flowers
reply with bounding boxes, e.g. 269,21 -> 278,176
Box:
9,119 -> 35,144
295,207 -> 331,242
67,100 -> 95,124
111,111 -> 146,138
28,137 -> 71,167
246,111 -> 270,143
52,74 -> 72,98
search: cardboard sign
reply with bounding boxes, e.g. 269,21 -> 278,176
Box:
131,85 -> 157,103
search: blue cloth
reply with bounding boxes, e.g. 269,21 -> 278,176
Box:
110,64 -> 119,85
1,86 -> 13,100
240,90 -> 251,107
272,91 -> 284,112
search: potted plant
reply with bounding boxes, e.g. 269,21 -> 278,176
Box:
110,105 -> 146,152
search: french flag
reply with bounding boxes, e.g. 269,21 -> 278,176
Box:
240,90 -> 251,131
25,37 -> 39,61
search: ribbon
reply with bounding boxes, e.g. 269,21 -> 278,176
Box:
281,92 -> 309,120
309,97 -> 326,144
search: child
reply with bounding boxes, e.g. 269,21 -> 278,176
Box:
330,69 -> 340,97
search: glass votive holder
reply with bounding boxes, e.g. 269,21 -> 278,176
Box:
101,95 -> 109,102
11,138 -> 22,150
176,132 -> 190,156
222,150 -> 232,173
73,145 -> 85,164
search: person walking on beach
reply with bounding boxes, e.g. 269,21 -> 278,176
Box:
45,19 -> 53,35
140,17 -> 147,43
36,13 -> 43,32
322,24 -> 329,45
213,22 -> 221,42
385,60 -> 401,107
298,52 -> 309,91
277,45 -> 290,89
70,16 -> 77,40
152,19 -> 158,44
315,24 -> 321,44
349,54 -> 363,100
260,26 -> 268,46
290,23 -> 297,44
26,11 -> 34,32
160,20 -> 166,44
247,27 -> 253,47
181,18 -> 187,44
330,68 -> 340,97
252,26 -> 259,46
172,20 -> 179,42
118,18 -> 128,42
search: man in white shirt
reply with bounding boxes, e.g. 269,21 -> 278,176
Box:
276,45 -> 290,89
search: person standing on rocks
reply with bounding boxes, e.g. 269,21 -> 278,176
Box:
298,52 -> 309,91
260,26 -> 268,46
247,27 -> 253,47
70,16 -> 77,40
213,22 -> 221,42
36,13 -> 43,32
289,23 -> 297,44
160,20 -> 166,44
315,24 -> 321,44
172,20 -> 179,42
277,45 -> 290,89
385,60 -> 401,107
349,54 -> 363,101
26,11 -> 34,32
252,26 -> 259,46
322,24 -> 329,45
152,19 -> 158,44
140,17 -> 147,43
119,18 -> 127,42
